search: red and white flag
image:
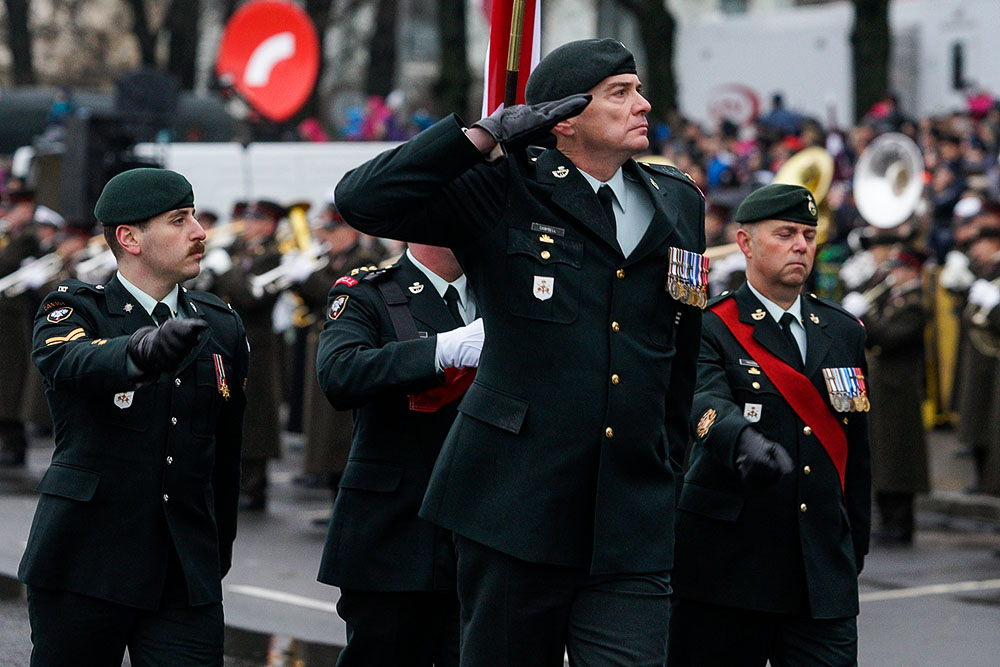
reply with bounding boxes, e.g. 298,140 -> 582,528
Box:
481,0 -> 542,116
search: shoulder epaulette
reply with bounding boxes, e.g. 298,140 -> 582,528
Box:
806,292 -> 862,323
332,264 -> 395,288
184,288 -> 232,312
55,278 -> 104,295
360,264 -> 398,281
638,161 -> 705,199
705,290 -> 735,310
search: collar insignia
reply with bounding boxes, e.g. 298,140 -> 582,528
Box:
552,166 -> 570,178
751,308 -> 766,321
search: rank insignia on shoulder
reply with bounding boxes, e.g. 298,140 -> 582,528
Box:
696,408 -> 717,438
328,294 -> 349,320
751,308 -> 766,321
46,307 -> 73,323
45,327 -> 86,346
408,282 -> 424,294
334,275 -> 358,288
57,285 -> 68,292
114,391 -> 134,410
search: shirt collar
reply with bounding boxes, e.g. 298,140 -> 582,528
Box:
746,281 -> 802,325
116,271 -> 181,318
579,167 -> 627,214
406,249 -> 470,306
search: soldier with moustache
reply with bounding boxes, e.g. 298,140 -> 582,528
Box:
0,185 -> 41,466
316,242 -> 482,666
19,168 -> 248,665
670,184 -> 871,666
213,200 -> 285,510
291,202 -> 386,501
335,38 -> 706,666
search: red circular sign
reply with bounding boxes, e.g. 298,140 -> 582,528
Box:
216,0 -> 319,122
707,84 -> 760,128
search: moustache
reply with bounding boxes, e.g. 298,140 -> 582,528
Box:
189,241 -> 206,256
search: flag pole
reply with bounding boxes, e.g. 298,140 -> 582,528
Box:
503,0 -> 527,107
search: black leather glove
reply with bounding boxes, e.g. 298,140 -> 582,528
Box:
734,428 -> 794,489
472,93 -> 592,152
127,318 -> 208,377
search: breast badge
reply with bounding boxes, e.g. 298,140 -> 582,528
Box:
696,408 -> 717,438
743,403 -> 762,423
667,247 -> 709,309
533,276 -> 554,301
114,391 -> 135,410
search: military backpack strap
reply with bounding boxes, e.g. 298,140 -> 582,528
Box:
373,278 -> 420,341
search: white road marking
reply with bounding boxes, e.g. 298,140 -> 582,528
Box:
226,584 -> 339,613
860,578 -> 1000,602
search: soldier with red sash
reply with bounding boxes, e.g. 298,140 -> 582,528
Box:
670,184 -> 871,667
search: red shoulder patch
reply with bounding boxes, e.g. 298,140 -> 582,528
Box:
334,276 -> 358,288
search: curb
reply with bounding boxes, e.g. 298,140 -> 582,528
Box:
917,490 -> 1000,526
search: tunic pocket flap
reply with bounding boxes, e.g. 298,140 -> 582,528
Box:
36,464 -> 100,502
458,382 -> 529,434
678,482 -> 743,521
339,461 -> 404,493
507,228 -> 583,268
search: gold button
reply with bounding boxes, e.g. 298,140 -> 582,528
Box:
616,269 -> 625,279
803,465 -> 811,475
611,374 -> 620,385
540,250 -> 551,260
802,426 -> 812,436
843,417 -> 849,425
752,382 -> 761,389
800,503 -> 808,512
611,321 -> 620,332
605,427 -> 614,438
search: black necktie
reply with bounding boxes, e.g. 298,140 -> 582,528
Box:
443,285 -> 464,327
779,312 -> 803,370
597,185 -> 617,235
153,302 -> 172,326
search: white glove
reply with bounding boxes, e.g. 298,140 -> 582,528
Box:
283,255 -> 317,284
20,261 -> 53,289
841,291 -> 870,318
968,279 -> 1000,310
839,252 -> 877,291
435,318 -> 484,369
200,247 -> 233,276
938,250 -> 975,291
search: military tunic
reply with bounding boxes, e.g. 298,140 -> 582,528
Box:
18,276 -> 249,609
674,285 -> 871,619
334,114 -> 706,574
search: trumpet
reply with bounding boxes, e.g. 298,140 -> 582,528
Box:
250,242 -> 330,298
966,277 -> 1000,358
0,253 -> 64,297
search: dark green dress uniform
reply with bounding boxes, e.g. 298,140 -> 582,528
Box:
18,275 -> 248,662
670,285 -> 871,665
316,254 -> 463,666
214,237 -> 282,505
294,243 -> 384,484
862,277 -> 929,540
335,112 -> 705,665
0,224 -> 41,463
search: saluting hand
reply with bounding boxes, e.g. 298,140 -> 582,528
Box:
127,318 -> 208,377
472,93 -> 592,152
734,427 -> 794,489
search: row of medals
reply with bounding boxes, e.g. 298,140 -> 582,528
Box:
822,368 -> 870,413
668,248 -> 709,309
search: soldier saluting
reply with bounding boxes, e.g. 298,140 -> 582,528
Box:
19,168 -> 249,665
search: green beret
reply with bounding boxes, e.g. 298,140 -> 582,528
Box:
525,38 -> 636,105
94,168 -> 194,226
734,184 -> 818,226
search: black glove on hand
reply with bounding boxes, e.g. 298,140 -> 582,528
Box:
472,93 -> 592,152
127,318 -> 208,377
735,428 -> 794,489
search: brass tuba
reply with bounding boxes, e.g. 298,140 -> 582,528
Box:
853,132 -> 924,229
773,147 -> 835,245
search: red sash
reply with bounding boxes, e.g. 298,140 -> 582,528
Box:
713,298 -> 847,493
409,367 -> 476,413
